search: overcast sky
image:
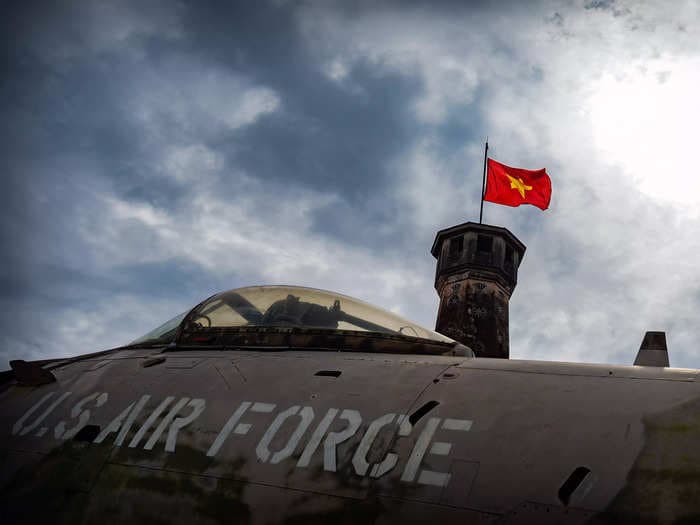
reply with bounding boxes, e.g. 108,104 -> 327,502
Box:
3,0 -> 700,369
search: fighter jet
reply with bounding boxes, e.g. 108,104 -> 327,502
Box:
1,224 -> 698,524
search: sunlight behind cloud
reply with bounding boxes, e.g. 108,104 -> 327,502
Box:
589,58 -> 700,206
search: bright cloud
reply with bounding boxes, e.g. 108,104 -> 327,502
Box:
589,58 -> 700,206
127,64 -> 281,138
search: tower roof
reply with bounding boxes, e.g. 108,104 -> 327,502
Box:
430,222 -> 526,258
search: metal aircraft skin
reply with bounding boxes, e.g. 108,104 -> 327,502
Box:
0,285 -> 698,524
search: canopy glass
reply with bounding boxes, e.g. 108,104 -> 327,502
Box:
130,285 -> 453,345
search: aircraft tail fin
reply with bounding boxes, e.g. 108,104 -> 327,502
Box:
633,331 -> 669,367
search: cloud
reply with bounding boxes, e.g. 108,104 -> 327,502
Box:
298,3 -> 491,124
3,0 -> 700,372
293,0 -> 700,366
162,144 -> 225,183
10,0 -> 184,64
124,60 -> 282,145
589,58 -> 700,207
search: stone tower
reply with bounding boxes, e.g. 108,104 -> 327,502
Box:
431,222 -> 526,359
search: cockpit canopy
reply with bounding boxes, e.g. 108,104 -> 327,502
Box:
130,285 -> 454,346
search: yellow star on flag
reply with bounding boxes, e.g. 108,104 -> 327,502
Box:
506,174 -> 533,199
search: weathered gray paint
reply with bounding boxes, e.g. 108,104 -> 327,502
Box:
2,348 -> 699,523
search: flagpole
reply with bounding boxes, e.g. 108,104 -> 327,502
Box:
479,139 -> 489,224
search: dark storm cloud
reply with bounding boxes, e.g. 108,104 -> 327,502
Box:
232,64 -> 419,198
172,1 -> 441,247
1,0 -> 456,365
1,2 -> 183,360
584,0 -> 616,10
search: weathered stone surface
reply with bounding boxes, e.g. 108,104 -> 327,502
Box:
431,222 -> 525,359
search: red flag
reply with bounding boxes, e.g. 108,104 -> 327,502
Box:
484,158 -> 552,210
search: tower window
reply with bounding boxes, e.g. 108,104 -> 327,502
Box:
505,245 -> 514,272
477,235 -> 492,253
449,236 -> 464,257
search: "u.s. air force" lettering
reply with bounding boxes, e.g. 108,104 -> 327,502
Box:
11,391 -> 472,488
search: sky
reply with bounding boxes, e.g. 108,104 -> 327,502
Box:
3,0 -> 700,369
